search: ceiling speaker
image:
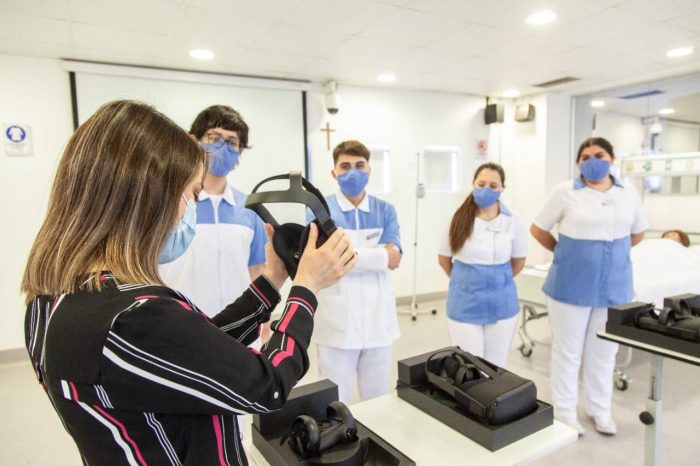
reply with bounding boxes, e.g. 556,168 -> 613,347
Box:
515,104 -> 536,122
484,103 -> 504,124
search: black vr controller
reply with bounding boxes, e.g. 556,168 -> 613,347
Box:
288,401 -> 358,459
245,172 -> 337,279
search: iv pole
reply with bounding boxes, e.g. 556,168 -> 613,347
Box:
400,151 -> 437,321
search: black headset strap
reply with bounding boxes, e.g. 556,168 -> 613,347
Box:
427,349 -> 498,380
245,172 -> 335,236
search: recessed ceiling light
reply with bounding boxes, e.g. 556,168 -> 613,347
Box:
526,9 -> 557,25
659,108 -> 675,115
591,100 -> 605,108
666,46 -> 693,58
502,89 -> 520,98
190,48 -> 214,60
377,73 -> 397,83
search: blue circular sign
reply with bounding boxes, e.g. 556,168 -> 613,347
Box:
6,125 -> 27,143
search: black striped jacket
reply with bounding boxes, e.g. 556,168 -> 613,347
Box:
25,273 -> 316,465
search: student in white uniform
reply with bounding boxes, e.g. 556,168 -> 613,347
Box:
159,105 -> 267,322
310,140 -> 402,404
531,137 -> 648,436
438,163 -> 527,368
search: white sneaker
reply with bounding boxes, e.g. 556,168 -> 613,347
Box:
555,413 -> 586,436
592,415 -> 617,435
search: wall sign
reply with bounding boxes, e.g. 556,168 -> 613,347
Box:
476,139 -> 488,158
4,124 -> 33,157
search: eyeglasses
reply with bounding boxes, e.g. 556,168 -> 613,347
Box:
204,131 -> 241,151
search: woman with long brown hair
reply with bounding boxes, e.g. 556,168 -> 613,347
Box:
22,100 -> 357,465
437,162 -> 527,368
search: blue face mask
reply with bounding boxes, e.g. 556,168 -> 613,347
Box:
159,196 -> 197,264
579,157 -> 610,181
201,140 -> 240,177
472,187 -> 501,209
337,169 -> 369,197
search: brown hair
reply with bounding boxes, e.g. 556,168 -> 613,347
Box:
333,140 -> 370,164
576,137 -> 615,163
449,163 -> 506,253
22,100 -> 207,302
189,105 -> 250,150
662,229 -> 690,247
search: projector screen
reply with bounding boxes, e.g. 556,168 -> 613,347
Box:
72,67 -> 307,195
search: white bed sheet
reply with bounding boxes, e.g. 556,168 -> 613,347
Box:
631,238 -> 700,306
522,238 -> 700,308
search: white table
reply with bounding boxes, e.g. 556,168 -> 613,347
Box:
250,392 -> 577,466
598,331 -> 700,466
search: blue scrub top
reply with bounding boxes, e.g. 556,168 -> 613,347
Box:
443,204 -> 525,324
447,261 -> 519,324
535,177 -> 649,308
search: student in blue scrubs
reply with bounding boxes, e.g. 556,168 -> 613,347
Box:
310,140 -> 402,404
159,105 -> 267,331
438,163 -> 528,368
531,137 -> 648,436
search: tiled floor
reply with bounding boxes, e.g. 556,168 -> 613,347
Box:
2,300 -> 698,465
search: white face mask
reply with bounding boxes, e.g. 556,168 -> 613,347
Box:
158,195 -> 197,264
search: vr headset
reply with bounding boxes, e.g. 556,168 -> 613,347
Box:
634,294 -> 700,341
246,172 -> 337,278
425,349 -> 537,425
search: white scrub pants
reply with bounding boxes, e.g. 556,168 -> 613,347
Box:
446,315 -> 518,368
547,297 -> 619,418
316,345 -> 392,404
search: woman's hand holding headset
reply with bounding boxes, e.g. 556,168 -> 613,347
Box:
263,223 -> 357,295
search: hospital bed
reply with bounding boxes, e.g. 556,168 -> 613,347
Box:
514,236 -> 700,391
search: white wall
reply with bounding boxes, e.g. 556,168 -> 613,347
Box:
489,94 -> 573,266
0,55 -> 73,351
594,111 -> 646,156
658,121 -> 700,153
306,84 -> 489,297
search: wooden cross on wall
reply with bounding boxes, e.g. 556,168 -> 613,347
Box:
320,122 -> 336,151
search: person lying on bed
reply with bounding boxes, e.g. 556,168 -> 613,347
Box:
661,229 -> 690,247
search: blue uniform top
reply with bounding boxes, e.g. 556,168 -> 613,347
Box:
307,192 -> 402,349
439,203 -> 528,324
159,185 -> 267,316
309,194 -> 402,251
534,176 -> 649,308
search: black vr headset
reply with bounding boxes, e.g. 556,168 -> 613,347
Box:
425,349 -> 537,425
245,172 -> 337,278
634,294 -> 700,341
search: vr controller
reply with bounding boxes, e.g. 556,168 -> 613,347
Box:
288,401 -> 358,459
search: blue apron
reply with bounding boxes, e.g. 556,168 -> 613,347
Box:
542,233 -> 633,307
446,260 -> 519,324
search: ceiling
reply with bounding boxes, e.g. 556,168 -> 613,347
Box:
1,0 -> 700,96
581,71 -> 700,123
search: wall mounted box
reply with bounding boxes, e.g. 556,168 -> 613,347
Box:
515,104 -> 536,122
252,379 -> 415,466
397,347 -> 553,452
